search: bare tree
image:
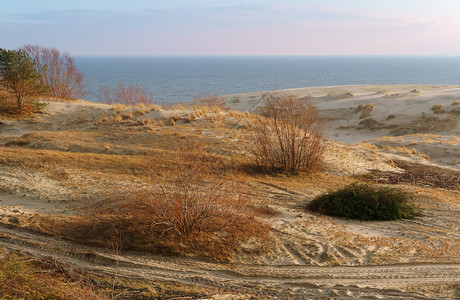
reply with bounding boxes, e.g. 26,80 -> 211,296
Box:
22,45 -> 86,99
248,91 -> 326,173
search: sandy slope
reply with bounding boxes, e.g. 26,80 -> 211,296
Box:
223,84 -> 460,169
0,86 -> 459,299
0,223 -> 458,299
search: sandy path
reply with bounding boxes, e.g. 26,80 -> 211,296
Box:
0,223 -> 457,299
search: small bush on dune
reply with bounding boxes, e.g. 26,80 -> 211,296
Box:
248,91 -> 325,173
78,143 -> 270,261
193,93 -> 227,109
307,183 -> 421,220
98,83 -> 154,106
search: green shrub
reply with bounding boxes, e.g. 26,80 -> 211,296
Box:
306,183 -> 421,220
32,100 -> 49,112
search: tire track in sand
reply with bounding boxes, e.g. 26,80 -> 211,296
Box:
0,223 -> 457,299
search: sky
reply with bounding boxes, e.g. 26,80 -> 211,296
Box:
1,0 -> 460,56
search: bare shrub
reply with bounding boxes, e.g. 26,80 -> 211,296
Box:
98,83 -> 154,106
22,45 -> 86,99
248,92 -> 326,173
193,93 -> 227,109
87,143 -> 270,261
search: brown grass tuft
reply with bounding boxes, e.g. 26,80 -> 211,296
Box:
359,103 -> 375,119
431,104 -> 445,114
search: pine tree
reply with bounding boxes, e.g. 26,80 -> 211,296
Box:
0,48 -> 48,111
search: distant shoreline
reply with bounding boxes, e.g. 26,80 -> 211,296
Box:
74,56 -> 460,103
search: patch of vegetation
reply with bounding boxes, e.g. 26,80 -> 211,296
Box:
353,104 -> 364,113
365,160 -> 460,190
22,45 -> 86,99
306,183 -> 421,220
0,250 -> 213,299
390,114 -> 457,135
247,91 -> 325,173
98,83 -> 154,106
357,117 -> 384,130
431,104 -> 445,114
359,103 -> 375,119
0,252 -> 107,299
193,93 -> 227,109
0,48 -> 48,112
31,143 -> 270,262
32,100 -> 49,113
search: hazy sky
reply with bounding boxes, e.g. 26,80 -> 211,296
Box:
2,0 -> 460,56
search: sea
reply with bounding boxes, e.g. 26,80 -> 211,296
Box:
74,56 -> 460,103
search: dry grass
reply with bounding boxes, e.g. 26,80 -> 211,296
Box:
353,104 -> 364,113
431,104 -> 445,114
390,114 -> 458,135
0,146 -> 153,178
193,93 -> 227,109
0,250 -> 214,299
92,144 -> 270,261
21,142 -> 271,262
363,160 -> 460,190
357,118 -> 384,130
0,252 -> 107,299
359,103 -> 375,119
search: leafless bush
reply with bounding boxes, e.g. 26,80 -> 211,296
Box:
22,45 -> 86,99
91,143 -> 270,261
248,91 -> 326,173
193,93 -> 227,109
98,83 -> 154,106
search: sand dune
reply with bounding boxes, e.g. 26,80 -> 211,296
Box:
0,85 -> 458,299
223,84 -> 460,169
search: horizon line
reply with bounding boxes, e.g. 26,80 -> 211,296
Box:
73,54 -> 460,58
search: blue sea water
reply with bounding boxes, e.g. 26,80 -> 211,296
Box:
74,56 -> 460,103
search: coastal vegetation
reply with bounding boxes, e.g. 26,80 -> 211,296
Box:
307,183 -> 421,220
0,84 -> 458,298
22,45 -> 86,99
78,143 -> 270,261
98,83 -> 154,106
248,91 -> 325,173
0,253 -> 107,299
0,45 -> 85,115
0,48 -> 48,113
